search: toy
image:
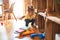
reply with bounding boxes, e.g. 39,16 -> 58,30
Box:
21,27 -> 35,36
16,28 -> 26,33
15,28 -> 26,34
30,32 -> 46,40
16,27 -> 35,39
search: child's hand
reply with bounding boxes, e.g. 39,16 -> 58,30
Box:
19,16 -> 25,20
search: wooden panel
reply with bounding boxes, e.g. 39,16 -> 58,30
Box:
47,0 -> 60,17
37,0 -> 46,12
45,20 -> 53,40
32,0 -> 37,8
45,19 -> 60,40
47,0 -> 53,11
24,0 -> 31,13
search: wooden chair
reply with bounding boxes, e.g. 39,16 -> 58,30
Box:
2,3 -> 17,21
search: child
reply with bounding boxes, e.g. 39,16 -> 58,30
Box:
20,6 -> 36,27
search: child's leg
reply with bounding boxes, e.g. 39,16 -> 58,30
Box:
25,19 -> 30,27
31,19 -> 35,26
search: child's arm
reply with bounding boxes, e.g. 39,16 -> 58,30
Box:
19,16 -> 25,20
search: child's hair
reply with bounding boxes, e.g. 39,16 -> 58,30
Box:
28,6 -> 34,12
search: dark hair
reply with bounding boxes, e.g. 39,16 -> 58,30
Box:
28,6 -> 34,12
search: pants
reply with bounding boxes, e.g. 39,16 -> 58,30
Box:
25,19 -> 35,27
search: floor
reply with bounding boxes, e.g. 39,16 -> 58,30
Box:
0,19 -> 33,40
0,22 -> 8,40
0,19 -> 59,40
12,19 -> 32,40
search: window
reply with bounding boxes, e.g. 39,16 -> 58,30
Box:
0,0 -> 3,16
9,0 -> 25,18
0,6 -> 2,16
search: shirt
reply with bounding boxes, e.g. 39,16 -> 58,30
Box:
25,13 -> 36,20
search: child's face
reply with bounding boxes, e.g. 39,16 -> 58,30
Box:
28,11 -> 34,16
